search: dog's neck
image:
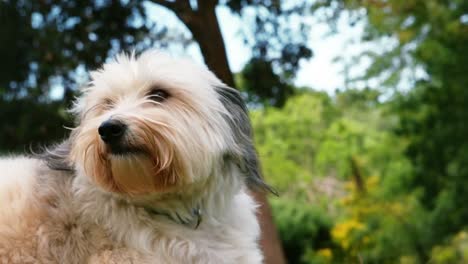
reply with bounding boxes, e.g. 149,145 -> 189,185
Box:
73,161 -> 244,229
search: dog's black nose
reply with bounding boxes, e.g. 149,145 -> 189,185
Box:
98,120 -> 127,143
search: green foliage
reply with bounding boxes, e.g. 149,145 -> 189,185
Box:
252,89 -> 424,263
294,1 -> 468,262
251,91 -> 336,193
270,198 -> 334,264
356,0 -> 468,255
226,0 -> 313,78
238,58 -> 295,107
1,0 -> 153,99
0,99 -> 71,152
0,0 -> 155,150
330,178 -> 431,263
429,231 -> 468,264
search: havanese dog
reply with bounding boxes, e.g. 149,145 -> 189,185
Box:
0,50 -> 274,263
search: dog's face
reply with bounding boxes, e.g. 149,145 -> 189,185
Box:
62,51 -> 269,196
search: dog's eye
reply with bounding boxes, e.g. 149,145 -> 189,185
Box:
147,88 -> 170,103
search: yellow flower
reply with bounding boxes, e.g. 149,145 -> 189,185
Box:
390,202 -> 404,215
317,248 -> 333,259
339,196 -> 354,206
454,230 -> 468,242
366,175 -> 379,188
331,219 -> 366,249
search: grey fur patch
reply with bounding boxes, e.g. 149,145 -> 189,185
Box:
37,141 -> 74,172
215,86 -> 277,195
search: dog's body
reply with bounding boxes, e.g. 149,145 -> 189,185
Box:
0,51 -> 271,263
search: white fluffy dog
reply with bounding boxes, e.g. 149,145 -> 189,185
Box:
0,50 -> 274,263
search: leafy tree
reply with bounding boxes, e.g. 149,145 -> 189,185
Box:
251,90 -> 337,193
238,58 -> 295,107
0,0 -> 155,150
314,0 -> 468,260
1,0 -> 155,101
252,88 -> 429,263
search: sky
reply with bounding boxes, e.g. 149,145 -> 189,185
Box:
145,3 -> 368,94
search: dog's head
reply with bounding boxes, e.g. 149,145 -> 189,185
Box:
48,51 -> 272,196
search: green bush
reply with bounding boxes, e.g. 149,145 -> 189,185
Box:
270,198 -> 335,264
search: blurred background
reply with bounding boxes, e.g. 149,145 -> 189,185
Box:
1,0 -> 468,263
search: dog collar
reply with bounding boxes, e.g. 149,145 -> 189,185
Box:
144,206 -> 203,229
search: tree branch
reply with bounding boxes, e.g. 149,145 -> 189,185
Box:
197,0 -> 218,10
149,0 -> 194,20
148,0 -> 176,10
175,0 -> 193,12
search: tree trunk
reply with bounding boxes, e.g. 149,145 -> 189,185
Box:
251,191 -> 287,264
350,156 -> 366,193
175,4 -> 236,88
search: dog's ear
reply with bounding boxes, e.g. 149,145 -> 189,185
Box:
38,140 -> 74,172
215,86 -> 277,195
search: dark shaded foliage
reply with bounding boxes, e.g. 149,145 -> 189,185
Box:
240,58 -> 295,107
271,199 -> 334,264
0,0 -> 156,150
0,99 -> 71,152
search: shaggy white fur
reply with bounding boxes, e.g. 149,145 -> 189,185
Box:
0,51 -> 272,263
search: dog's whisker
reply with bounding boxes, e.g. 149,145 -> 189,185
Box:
141,98 -> 163,106
139,116 -> 174,130
80,103 -> 102,120
62,125 -> 78,131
